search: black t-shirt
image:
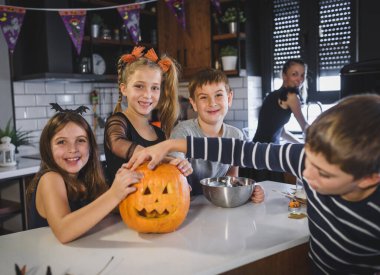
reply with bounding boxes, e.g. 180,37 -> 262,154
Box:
253,87 -> 299,143
104,112 -> 165,183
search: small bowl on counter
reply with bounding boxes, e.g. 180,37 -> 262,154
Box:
200,176 -> 256,208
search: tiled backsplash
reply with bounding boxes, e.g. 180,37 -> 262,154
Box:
13,76 -> 262,155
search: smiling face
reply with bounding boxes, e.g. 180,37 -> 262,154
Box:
51,122 -> 90,177
120,66 -> 162,117
282,63 -> 305,89
189,82 -> 232,127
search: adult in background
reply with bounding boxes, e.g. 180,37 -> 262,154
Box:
242,58 -> 309,182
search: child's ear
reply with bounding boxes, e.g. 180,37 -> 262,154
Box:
228,90 -> 233,107
358,173 -> 380,189
120,83 -> 127,96
189,97 -> 198,112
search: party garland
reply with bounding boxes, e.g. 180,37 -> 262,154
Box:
0,0 -> 221,54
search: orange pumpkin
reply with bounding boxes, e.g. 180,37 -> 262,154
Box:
119,163 -> 190,233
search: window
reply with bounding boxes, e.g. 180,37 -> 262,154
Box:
271,0 -> 354,102
272,0 -> 301,90
318,0 -> 352,91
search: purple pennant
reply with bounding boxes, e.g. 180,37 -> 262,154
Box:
0,6 -> 26,53
117,4 -> 141,44
165,0 -> 185,30
59,10 -> 86,55
210,0 -> 221,14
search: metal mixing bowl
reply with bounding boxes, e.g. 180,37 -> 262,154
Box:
200,176 -> 256,208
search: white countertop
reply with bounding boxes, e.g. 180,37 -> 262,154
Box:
0,157 -> 40,180
0,181 -> 309,275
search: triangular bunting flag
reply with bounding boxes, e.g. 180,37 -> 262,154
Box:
117,4 -> 141,44
0,6 -> 26,53
165,0 -> 185,30
210,0 -> 221,14
59,10 -> 86,55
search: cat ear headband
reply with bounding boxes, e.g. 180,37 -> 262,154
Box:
50,103 -> 89,115
120,46 -> 172,73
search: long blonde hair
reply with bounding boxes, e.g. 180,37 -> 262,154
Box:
114,47 -> 180,138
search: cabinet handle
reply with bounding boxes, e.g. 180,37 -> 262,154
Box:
184,49 -> 187,67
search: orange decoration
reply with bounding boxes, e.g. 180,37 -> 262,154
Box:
288,199 -> 300,208
144,48 -> 171,72
121,46 -> 145,63
119,163 -> 190,233
144,48 -> 159,62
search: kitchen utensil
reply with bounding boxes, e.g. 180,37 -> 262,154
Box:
97,90 -> 107,128
200,176 -> 255,208
271,189 -> 306,205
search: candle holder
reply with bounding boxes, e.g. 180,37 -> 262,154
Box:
0,136 -> 16,167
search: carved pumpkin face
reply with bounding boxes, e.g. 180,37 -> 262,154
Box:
119,163 -> 190,233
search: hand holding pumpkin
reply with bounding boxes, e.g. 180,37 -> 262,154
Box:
110,165 -> 143,201
127,139 -> 187,170
168,157 -> 193,177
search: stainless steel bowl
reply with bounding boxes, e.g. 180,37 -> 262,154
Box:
200,176 -> 256,208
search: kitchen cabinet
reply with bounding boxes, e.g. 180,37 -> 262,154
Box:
0,158 -> 39,234
211,0 -> 246,76
11,0 -> 157,82
157,0 -> 211,80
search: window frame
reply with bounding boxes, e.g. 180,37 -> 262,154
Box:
264,0 -> 357,104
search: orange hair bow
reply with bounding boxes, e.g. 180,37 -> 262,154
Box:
121,46 -> 145,63
144,48 -> 172,73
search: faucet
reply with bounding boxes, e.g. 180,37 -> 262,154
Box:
306,101 -> 323,121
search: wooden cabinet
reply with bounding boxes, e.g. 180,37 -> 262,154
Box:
79,1 -> 158,77
157,0 -> 211,80
12,0 -> 158,82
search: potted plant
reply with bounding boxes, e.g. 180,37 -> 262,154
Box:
91,14 -> 104,38
220,45 -> 238,71
220,7 -> 246,33
0,119 -> 33,153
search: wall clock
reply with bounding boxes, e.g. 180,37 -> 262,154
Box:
92,53 -> 106,75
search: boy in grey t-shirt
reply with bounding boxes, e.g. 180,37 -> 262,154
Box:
170,69 -> 262,198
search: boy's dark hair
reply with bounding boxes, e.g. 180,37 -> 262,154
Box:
188,68 -> 230,99
27,112 -> 108,203
305,94 -> 380,179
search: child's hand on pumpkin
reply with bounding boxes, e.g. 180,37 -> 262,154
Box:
127,141 -> 170,170
251,184 -> 265,203
168,158 -> 193,177
110,165 -> 143,201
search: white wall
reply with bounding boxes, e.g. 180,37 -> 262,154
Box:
0,0 -> 14,129
13,76 -> 262,154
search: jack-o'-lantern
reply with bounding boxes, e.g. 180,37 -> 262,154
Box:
119,163 -> 190,233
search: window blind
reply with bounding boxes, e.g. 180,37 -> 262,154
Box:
272,0 -> 301,77
318,0 -> 352,76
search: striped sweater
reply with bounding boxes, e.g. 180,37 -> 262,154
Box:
186,136 -> 380,274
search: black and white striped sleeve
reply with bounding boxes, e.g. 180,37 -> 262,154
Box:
186,136 -> 305,179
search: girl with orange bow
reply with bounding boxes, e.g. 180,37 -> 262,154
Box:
104,47 -> 193,183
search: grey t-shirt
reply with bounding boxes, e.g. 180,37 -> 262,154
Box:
170,119 -> 243,195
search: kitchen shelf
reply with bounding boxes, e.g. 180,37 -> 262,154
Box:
83,36 -> 156,48
13,73 -> 117,83
211,0 -> 247,76
213,32 -> 246,41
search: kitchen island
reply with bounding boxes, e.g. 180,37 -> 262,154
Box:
0,181 -> 310,274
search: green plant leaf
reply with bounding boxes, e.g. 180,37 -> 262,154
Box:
0,118 -> 34,149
